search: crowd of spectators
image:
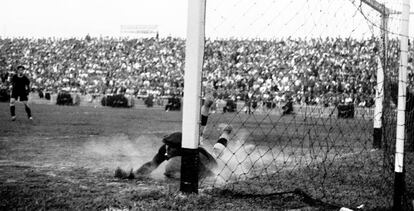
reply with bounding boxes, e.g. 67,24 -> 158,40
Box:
0,36 -> 412,108
0,36 -> 185,98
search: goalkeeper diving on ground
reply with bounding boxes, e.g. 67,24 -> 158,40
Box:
114,127 -> 257,180
114,96 -> 218,179
114,96 -> 258,180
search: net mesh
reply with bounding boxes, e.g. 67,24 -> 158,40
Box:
197,0 -> 413,209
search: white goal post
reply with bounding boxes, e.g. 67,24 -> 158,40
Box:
180,0 -> 206,193
394,0 -> 410,210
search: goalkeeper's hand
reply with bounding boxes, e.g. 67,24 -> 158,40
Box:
114,167 -> 135,179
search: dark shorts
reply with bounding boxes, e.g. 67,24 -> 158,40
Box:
11,91 -> 28,101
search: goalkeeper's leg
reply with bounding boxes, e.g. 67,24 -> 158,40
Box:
200,97 -> 214,144
22,101 -> 32,120
9,98 -> 16,121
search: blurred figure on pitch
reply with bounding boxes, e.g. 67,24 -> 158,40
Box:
9,65 -> 33,121
213,124 -> 261,180
213,123 -> 255,157
114,132 -> 218,180
281,94 -> 294,116
164,94 -> 181,111
200,94 -> 215,144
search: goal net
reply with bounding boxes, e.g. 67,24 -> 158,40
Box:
195,0 -> 413,209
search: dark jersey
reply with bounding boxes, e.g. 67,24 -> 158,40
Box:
11,74 -> 30,93
136,132 -> 218,178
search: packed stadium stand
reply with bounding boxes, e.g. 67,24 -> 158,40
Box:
0,36 -> 413,108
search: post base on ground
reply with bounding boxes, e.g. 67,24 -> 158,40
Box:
180,148 -> 199,194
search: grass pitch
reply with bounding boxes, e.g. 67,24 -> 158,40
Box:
0,102 -> 412,210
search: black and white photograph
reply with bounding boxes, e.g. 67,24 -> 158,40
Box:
0,0 -> 413,210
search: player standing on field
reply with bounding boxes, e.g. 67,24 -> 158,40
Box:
10,65 -> 32,121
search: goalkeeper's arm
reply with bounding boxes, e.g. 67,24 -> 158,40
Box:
135,144 -> 169,175
115,144 -> 170,179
